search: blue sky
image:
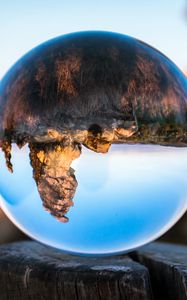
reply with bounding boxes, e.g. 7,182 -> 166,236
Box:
0,0 -> 187,79
1,144 -> 187,254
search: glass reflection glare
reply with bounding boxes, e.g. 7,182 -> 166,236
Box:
0,144 -> 187,255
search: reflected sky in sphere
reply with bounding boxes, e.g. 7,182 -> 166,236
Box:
0,144 -> 187,255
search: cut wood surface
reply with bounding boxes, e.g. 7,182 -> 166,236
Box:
133,242 -> 187,300
0,241 -> 152,300
0,241 -> 187,300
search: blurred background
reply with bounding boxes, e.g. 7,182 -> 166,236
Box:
0,0 -> 187,245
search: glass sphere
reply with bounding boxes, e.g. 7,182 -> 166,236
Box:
0,31 -> 187,255
0,144 -> 187,255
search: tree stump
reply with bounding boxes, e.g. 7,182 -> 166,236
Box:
0,241 -> 187,300
133,242 -> 187,300
0,241 -> 152,300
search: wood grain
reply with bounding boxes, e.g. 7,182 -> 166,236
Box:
133,242 -> 187,300
0,241 -> 152,300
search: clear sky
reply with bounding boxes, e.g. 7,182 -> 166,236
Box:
0,0 -> 187,79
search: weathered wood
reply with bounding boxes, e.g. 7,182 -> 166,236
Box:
133,242 -> 187,300
0,241 -> 152,300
